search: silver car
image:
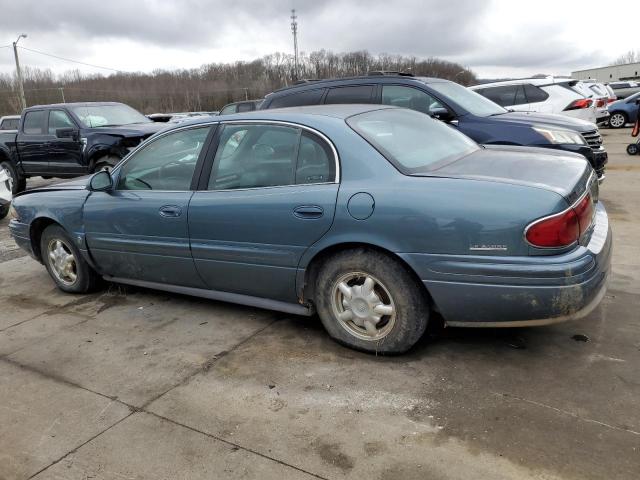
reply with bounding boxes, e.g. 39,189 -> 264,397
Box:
0,166 -> 11,219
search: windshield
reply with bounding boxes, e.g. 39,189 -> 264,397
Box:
347,108 -> 479,174
70,104 -> 151,128
429,82 -> 507,117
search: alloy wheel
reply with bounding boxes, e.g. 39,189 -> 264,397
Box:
609,113 -> 626,128
47,238 -> 78,286
331,271 -> 396,341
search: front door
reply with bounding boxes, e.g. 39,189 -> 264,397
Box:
189,122 -> 339,302
83,124 -> 214,287
16,109 -> 50,175
47,110 -> 84,175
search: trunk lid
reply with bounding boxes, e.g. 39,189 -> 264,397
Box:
415,145 -> 595,205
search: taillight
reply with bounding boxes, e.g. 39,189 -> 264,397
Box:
596,98 -> 606,108
573,194 -> 594,236
607,98 -> 616,104
525,194 -> 594,248
564,99 -> 593,111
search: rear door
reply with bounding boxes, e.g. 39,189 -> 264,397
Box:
188,121 -> 339,302
84,124 -> 215,287
15,109 -> 51,175
47,110 -> 84,175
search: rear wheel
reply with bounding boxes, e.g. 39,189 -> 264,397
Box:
0,204 -> 9,219
40,224 -> 101,293
0,160 -> 26,194
608,112 -> 627,129
628,144 -> 639,156
314,249 -> 429,354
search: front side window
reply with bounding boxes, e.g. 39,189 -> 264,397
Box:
22,111 -> 45,135
117,126 -> 210,191
208,124 -> 335,190
429,81 -> 507,116
382,85 -> 442,115
347,108 -> 478,174
70,104 -> 150,128
48,110 -> 75,134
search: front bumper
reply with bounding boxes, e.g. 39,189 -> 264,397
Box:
400,202 -> 612,327
8,219 -> 36,258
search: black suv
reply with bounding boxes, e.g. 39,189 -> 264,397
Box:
260,74 -> 607,179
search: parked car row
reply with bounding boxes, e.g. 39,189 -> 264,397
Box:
470,77 -> 610,125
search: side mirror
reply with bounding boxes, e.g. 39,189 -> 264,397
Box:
56,127 -> 79,141
89,170 -> 113,192
430,107 -> 454,122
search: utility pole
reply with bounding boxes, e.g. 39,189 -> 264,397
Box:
13,33 -> 27,111
59,87 -> 65,103
290,9 -> 299,81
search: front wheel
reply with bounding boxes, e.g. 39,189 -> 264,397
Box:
628,143 -> 639,156
608,112 -> 627,129
92,155 -> 121,173
314,249 -> 429,354
40,224 -> 101,293
0,203 -> 9,220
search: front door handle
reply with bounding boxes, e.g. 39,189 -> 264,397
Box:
159,205 -> 182,217
293,205 -> 324,219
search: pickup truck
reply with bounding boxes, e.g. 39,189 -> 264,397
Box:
0,102 -> 165,193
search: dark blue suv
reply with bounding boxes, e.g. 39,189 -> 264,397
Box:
260,74 -> 608,179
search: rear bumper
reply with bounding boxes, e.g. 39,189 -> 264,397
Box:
400,202 -> 612,327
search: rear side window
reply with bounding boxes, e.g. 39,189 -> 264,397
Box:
236,103 -> 255,113
269,89 -> 325,109
524,84 -> 549,103
22,111 -> 45,135
0,118 -> 19,130
476,85 -> 519,107
208,124 -> 335,190
325,85 -> 375,104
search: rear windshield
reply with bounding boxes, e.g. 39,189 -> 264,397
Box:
347,108 -> 479,174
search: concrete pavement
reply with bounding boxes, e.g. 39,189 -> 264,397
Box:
1,128 -> 639,479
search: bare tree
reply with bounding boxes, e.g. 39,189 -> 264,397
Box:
0,50 -> 477,116
611,50 -> 639,66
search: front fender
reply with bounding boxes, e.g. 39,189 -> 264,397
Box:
10,189 -> 92,264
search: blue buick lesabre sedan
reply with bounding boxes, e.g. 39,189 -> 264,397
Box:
9,105 -> 611,353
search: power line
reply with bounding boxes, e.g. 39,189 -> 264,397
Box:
0,44 -> 12,49
17,46 -> 124,72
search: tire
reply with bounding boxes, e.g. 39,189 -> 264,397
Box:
40,224 -> 101,293
92,155 -> 121,173
0,160 -> 26,194
608,112 -> 627,129
314,248 -> 429,354
0,203 -> 9,220
628,144 -> 639,156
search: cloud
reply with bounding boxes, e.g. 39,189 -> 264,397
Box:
0,0 -> 636,77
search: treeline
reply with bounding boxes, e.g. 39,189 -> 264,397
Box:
0,50 -> 476,116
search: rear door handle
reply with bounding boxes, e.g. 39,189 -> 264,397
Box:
293,205 -> 324,219
159,205 -> 182,217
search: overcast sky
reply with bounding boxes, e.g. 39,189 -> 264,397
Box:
0,0 -> 637,79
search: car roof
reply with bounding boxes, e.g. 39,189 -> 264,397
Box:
470,77 -> 578,89
266,75 -> 450,97
25,101 -> 126,110
162,104 -> 397,130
